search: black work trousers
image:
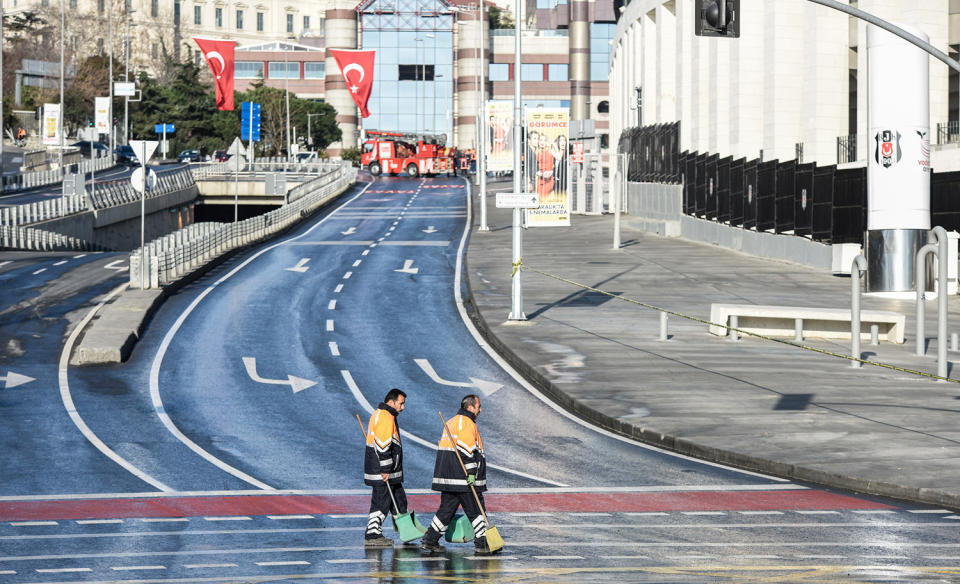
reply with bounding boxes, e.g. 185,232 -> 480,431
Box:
422,490 -> 486,544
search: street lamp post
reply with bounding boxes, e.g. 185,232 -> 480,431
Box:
108,0 -> 114,158
59,0 -> 65,170
124,6 -> 131,144
1,4 -> 5,178
306,112 -> 323,150
284,45 -> 291,163
476,1 -> 488,231
508,0 -> 524,320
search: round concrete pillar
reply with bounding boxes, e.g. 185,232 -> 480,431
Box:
325,3 -> 359,154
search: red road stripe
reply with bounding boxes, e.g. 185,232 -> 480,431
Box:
0,490 -> 893,522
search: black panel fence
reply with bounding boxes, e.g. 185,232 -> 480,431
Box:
618,122 -> 960,245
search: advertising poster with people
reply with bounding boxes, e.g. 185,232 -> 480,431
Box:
524,108 -> 570,227
486,100 -> 513,172
42,104 -> 61,146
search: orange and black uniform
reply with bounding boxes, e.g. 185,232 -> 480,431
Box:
421,408 -> 488,546
363,402 -> 406,538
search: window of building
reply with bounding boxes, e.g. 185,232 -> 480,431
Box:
597,100 -> 609,113
98,0 -> 104,12
304,62 -> 325,79
174,1 -> 180,21
547,63 -> 568,81
520,63 -> 543,81
286,13 -> 294,33
69,0 -> 77,8
41,0 -> 48,7
194,5 -> 201,24
398,64 -> 434,81
236,61 -> 264,79
152,43 -> 158,59
600,133 -> 609,149
236,9 -> 243,29
151,0 -> 158,17
303,15 -> 310,30
215,7 -> 223,27
488,63 -> 509,81
97,37 -> 104,52
195,51 -> 202,67
590,22 -> 615,81
257,12 -> 264,31
269,61 -> 300,79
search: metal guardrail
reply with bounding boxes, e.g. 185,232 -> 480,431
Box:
130,162 -> 357,289
0,223 -> 106,251
189,158 -> 342,180
937,121 -> 959,145
837,134 -> 857,164
1,154 -> 114,193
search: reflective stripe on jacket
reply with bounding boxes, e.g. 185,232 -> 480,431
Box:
364,404 -> 403,486
431,408 -> 486,492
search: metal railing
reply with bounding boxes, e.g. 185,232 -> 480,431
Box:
0,223 -> 106,252
1,154 -> 114,193
937,121 -> 959,145
837,134 -> 857,164
130,162 -> 357,289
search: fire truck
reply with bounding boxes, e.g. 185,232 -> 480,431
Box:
360,131 -> 455,177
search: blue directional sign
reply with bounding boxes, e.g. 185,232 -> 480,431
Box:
154,123 -> 175,134
241,102 -> 261,142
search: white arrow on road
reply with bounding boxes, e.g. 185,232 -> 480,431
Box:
242,357 -> 316,393
414,358 -> 503,396
104,260 -> 129,272
1,371 -> 35,389
341,226 -> 357,236
394,259 -> 419,274
422,226 -> 437,234
285,258 -> 311,273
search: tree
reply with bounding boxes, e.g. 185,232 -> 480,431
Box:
242,79 -> 341,156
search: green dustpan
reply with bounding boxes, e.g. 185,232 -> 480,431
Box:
444,513 -> 475,543
392,510 -> 428,542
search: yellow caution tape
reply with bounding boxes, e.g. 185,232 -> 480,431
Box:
511,257 -> 523,276
523,265 -> 960,384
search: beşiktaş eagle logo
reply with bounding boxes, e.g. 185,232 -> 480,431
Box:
875,130 -> 902,168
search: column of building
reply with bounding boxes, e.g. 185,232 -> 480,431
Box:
800,2 -> 847,165
568,0 -> 590,120
728,0 -> 764,160
325,0 -> 359,154
455,6 -> 483,149
762,0 -> 803,162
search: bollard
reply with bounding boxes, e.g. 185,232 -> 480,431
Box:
851,254 -> 867,368
729,315 -> 740,342
952,332 -> 959,352
659,312 -> 668,341
794,318 -> 803,342
915,226 -> 949,378
871,324 -> 879,346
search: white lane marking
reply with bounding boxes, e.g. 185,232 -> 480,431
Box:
450,179 -> 791,482
335,284 -> 344,293
185,563 -> 238,568
414,359 -> 501,396
327,514 -> 367,519
11,521 -> 57,526
624,512 -> 669,516
141,518 -> 189,522
32,268 -> 46,275
326,559 -> 380,564
73,254 -> 87,258
601,555 -> 650,559
203,516 -> 252,521
908,509 -> 952,514
422,225 -> 438,233
0,261 -> 10,268
343,271 -> 352,279
341,226 -> 357,235
388,226 -> 396,232
36,568 -> 92,573
329,342 -> 340,356
342,369 -> 565,486
76,520 -> 123,525
369,243 -> 377,248
267,515 -> 314,520
58,283 -> 171,491
795,510 -> 840,515
804,555 -> 844,559
534,556 -> 583,560
0,570 -> 14,575
567,512 -> 610,517
0,370 -> 34,389
285,258 -> 311,273
328,300 -> 337,310
326,320 -> 334,332
104,259 -> 129,272
242,357 -> 316,394
111,565 -> 166,571
256,561 -> 310,566
398,557 -> 447,563
682,512 -> 725,516
394,259 -> 419,274
377,237 -> 385,242
352,259 -> 362,267
54,260 -> 68,266
852,510 -> 896,514
738,511 -> 783,515
362,250 -> 370,256
144,182 -> 374,491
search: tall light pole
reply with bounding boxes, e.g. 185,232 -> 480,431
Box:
109,0 -> 114,157
284,44 -> 291,162
476,1 -> 488,231
124,5 -> 133,144
508,0 -> 523,320
1,4 -> 5,178
59,0 -> 65,170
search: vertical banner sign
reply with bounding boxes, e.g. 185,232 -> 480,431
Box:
94,97 -> 111,135
329,49 -> 376,118
193,37 -> 236,111
42,104 -> 60,145
486,100 -> 513,172
524,108 -> 570,227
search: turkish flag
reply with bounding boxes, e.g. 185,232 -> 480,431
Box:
194,38 -> 236,111
330,49 -> 375,118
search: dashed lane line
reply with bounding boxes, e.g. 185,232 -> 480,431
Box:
535,556 -> 584,560
11,522 -> 57,527
110,565 -> 165,571
53,260 -> 68,266
352,260 -> 361,267
202,517 -> 252,522
326,559 -> 380,564
335,284 -> 344,293
326,320 -> 334,332
184,563 -> 238,569
328,300 -> 337,310
255,561 -> 311,567
329,342 -> 340,356
266,515 -> 314,520
140,518 -> 188,523
343,271 -> 352,279
908,509 -> 952,514
32,268 -> 46,275
35,568 -> 91,573
76,520 -> 123,525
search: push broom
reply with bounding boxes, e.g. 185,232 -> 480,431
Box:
439,411 -> 504,553
355,414 -> 427,542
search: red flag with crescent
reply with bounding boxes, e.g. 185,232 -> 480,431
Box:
330,49 -> 375,118
193,38 -> 236,111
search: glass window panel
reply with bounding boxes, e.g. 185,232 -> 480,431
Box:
236,9 -> 243,29
382,114 -> 400,130
382,98 -> 399,114
381,80 -> 399,95
521,63 -> 543,81
398,47 -> 417,63
398,31 -> 418,47
548,63 -> 568,81
381,65 -> 399,81
382,31 -> 399,47
193,5 -> 201,24
590,61 -> 608,81
304,62 -> 325,79
488,63 -> 509,81
236,61 -> 263,79
381,48 -> 399,64
364,31 -> 380,47
257,12 -> 263,31
269,62 -> 300,78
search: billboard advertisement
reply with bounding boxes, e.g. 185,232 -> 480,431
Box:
95,97 -> 111,135
524,108 -> 569,227
42,104 -> 60,146
486,100 -> 513,172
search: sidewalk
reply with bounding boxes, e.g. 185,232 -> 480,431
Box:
465,189 -> 960,509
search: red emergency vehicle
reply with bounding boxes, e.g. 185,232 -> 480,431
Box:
361,131 -> 455,177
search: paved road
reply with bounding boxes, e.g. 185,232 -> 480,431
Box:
1,177 -> 959,583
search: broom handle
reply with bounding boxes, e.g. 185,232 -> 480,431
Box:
356,413 -> 400,517
439,411 -> 490,524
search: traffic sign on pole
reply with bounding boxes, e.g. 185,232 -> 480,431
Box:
241,101 -> 261,142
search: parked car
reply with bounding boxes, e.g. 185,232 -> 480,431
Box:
71,141 -> 110,157
177,149 -> 201,163
296,151 -> 318,163
214,150 -> 231,162
114,145 -> 139,165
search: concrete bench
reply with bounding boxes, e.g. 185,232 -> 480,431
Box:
708,303 -> 906,344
